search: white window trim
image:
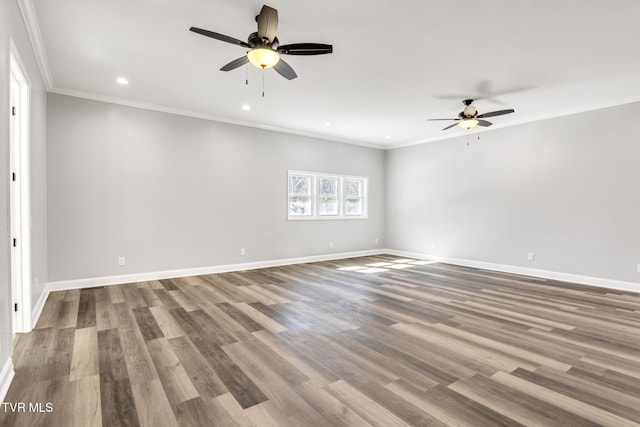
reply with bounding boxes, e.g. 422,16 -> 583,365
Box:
288,170 -> 368,220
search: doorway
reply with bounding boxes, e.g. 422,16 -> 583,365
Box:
9,41 -> 32,334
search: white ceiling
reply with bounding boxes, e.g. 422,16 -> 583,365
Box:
26,0 -> 640,148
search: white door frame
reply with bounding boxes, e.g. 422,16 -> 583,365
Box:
9,39 -> 32,334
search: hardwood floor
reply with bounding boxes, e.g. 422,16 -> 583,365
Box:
2,255 -> 640,426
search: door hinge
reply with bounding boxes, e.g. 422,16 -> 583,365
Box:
11,106 -> 16,116
13,238 -> 17,247
14,303 -> 18,312
12,172 -> 16,182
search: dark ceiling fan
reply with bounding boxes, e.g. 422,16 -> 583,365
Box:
429,99 -> 515,131
190,5 -> 333,80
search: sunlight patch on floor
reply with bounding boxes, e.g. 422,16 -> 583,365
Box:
359,267 -> 390,274
337,259 -> 436,273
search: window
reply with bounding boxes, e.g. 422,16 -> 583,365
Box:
345,177 -> 365,216
288,170 -> 368,220
318,176 -> 340,216
288,173 -> 314,217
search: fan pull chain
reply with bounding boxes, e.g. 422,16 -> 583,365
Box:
467,131 -> 480,146
262,69 -> 265,97
245,66 -> 249,86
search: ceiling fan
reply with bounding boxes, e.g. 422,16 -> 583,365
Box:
429,99 -> 515,131
189,5 -> 333,80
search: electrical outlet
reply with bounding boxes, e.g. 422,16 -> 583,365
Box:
329,241 -> 334,248
375,237 -> 379,244
240,248 -> 245,256
527,253 -> 535,261
118,257 -> 126,266
637,263 -> 640,273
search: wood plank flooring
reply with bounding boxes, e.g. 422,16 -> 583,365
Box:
2,255 -> 640,426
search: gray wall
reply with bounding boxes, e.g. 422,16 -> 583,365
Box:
47,94 -> 385,282
46,95 -> 640,286
1,0 -> 48,372
387,101 -> 640,283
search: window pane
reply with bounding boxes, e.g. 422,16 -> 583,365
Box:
289,176 -> 310,195
345,198 -> 362,215
319,197 -> 338,215
289,196 -> 312,216
345,180 -> 361,197
319,177 -> 338,196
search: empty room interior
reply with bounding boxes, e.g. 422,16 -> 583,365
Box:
1,1 -> 640,426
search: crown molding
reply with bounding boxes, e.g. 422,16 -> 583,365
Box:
16,0 -> 54,89
49,87 -> 386,149
389,96 -> 640,149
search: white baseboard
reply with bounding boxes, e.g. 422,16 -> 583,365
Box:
386,249 -> 640,294
45,249 -> 385,293
37,248 -> 639,329
0,356 -> 15,402
31,286 -> 50,329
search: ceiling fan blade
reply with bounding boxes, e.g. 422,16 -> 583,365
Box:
220,56 -> 249,71
257,5 -> 278,43
442,122 -> 460,131
476,109 -> 515,119
428,118 -> 458,121
273,58 -> 297,80
278,43 -> 333,55
477,119 -> 493,127
190,27 -> 251,48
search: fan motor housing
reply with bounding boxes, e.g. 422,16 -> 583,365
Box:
461,105 -> 477,118
248,32 -> 273,48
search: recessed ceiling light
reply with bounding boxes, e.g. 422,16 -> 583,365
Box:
241,104 -> 251,111
384,135 -> 391,139
324,122 -> 332,127
116,77 -> 128,85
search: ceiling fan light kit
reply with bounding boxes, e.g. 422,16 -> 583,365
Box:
458,118 -> 479,129
190,5 -> 332,80
247,48 -> 279,69
429,99 -> 515,132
